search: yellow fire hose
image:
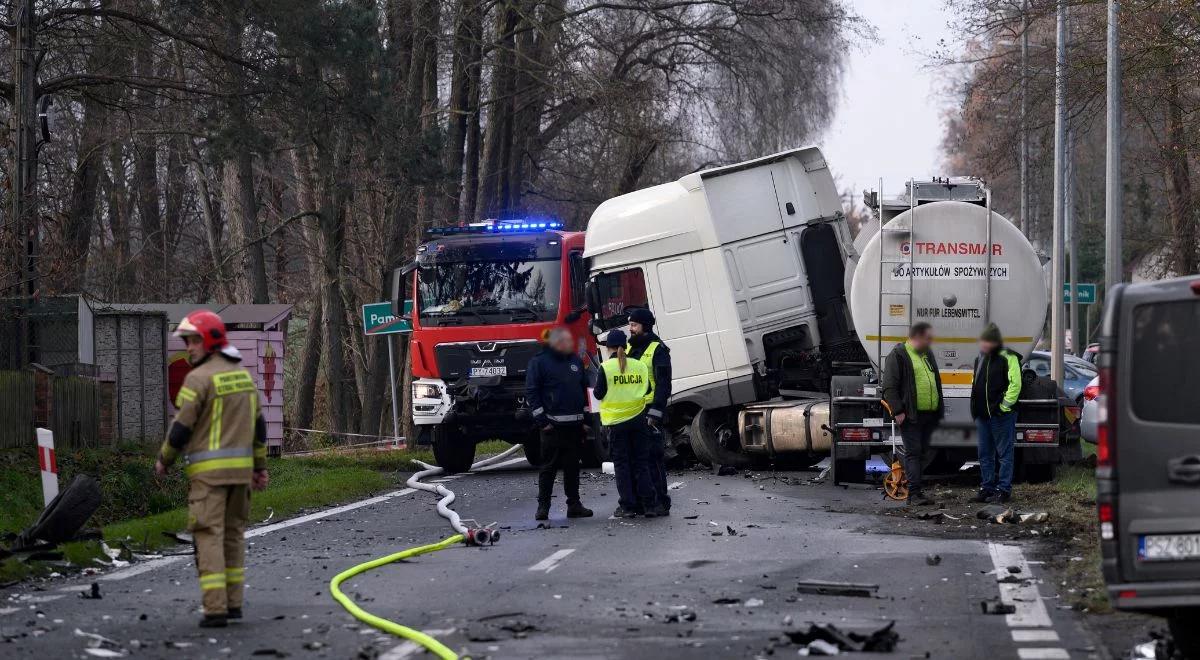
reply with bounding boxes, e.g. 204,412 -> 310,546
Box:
326,444 -> 523,660
328,533 -> 464,660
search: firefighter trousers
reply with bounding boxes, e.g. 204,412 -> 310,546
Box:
187,481 -> 251,615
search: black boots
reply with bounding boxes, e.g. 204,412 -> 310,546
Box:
227,607 -> 243,620
566,503 -> 594,518
535,504 -> 550,521
644,503 -> 669,518
612,506 -> 639,518
199,614 -> 228,628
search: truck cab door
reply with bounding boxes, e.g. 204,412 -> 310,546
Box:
1114,284 -> 1200,582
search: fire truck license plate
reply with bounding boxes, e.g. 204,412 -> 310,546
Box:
1139,534 -> 1200,561
469,366 -> 506,377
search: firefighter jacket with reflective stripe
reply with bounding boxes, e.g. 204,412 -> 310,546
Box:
160,354 -> 266,485
597,357 -> 650,426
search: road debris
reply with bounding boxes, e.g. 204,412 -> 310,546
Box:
15,476 -> 103,550
925,554 -> 942,566
716,465 -> 739,476
75,628 -> 126,657
795,580 -> 879,598
668,481 -> 684,490
744,598 -> 764,607
786,620 -> 899,654
80,582 -> 102,599
980,599 -> 1016,614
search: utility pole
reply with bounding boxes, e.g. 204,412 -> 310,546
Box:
1105,0 -> 1123,295
12,0 -> 39,366
1050,0 -> 1067,385
1020,0 -> 1029,236
1067,128 -> 1078,356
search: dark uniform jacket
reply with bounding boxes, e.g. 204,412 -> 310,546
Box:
881,342 -> 945,422
627,332 -> 672,421
525,348 -> 588,426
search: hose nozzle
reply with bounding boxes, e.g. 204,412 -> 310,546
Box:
466,528 -> 496,546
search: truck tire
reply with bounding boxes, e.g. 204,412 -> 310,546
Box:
689,408 -> 751,469
431,426 -> 475,474
1018,462 -> 1056,484
1170,609 -> 1200,659
580,423 -> 609,468
15,475 -> 102,549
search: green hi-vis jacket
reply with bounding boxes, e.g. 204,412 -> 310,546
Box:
597,357 -> 650,426
159,353 -> 267,485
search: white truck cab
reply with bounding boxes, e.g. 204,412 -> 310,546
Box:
584,147 -> 865,464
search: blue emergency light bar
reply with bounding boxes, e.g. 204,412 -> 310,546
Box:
426,220 -> 564,236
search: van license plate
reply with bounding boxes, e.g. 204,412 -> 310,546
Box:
1139,534 -> 1200,561
469,366 -> 506,377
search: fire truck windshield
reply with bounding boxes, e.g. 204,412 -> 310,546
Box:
417,259 -> 561,326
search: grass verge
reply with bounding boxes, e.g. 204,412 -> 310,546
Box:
0,440 -> 510,583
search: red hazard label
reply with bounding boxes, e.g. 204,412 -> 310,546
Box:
39,446 -> 57,473
901,241 -> 1003,256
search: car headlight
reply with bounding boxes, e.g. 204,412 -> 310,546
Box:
413,383 -> 444,400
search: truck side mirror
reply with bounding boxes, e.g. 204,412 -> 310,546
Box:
585,280 -> 600,315
392,261 -> 417,314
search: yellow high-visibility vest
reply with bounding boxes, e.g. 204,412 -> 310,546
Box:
629,340 -> 660,406
598,357 -> 650,426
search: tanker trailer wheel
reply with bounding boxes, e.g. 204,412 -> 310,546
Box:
689,408 -> 751,469
431,426 -> 475,474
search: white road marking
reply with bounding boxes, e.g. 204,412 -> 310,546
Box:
1017,649 -> 1070,659
528,549 -> 575,573
71,488 -> 420,585
378,628 -> 455,660
1012,630 -> 1061,643
987,542 -> 1053,628
0,606 -> 23,616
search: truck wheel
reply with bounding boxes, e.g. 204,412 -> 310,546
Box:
1170,609 -> 1200,658
1019,462 -> 1056,484
689,408 -> 751,468
833,458 -> 866,484
431,426 -> 475,474
580,423 -> 609,468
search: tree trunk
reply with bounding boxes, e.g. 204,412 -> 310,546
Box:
1162,66 -> 1196,276
476,0 -> 519,220
441,0 -> 482,224
221,0 -> 270,303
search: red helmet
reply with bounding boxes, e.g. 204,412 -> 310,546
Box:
174,309 -> 228,352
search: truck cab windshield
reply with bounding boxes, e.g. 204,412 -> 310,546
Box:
418,259 -> 561,326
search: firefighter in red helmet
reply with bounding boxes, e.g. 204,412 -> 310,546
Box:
155,309 -> 269,627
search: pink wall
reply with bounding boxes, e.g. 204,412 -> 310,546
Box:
166,330 -> 286,449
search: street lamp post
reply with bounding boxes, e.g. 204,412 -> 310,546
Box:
1105,0 -> 1123,294
1050,0 -> 1067,385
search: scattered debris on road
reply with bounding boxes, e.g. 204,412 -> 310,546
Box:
925,554 -> 942,566
786,620 -> 899,654
980,599 -> 1016,615
795,580 -> 879,598
79,582 -> 102,599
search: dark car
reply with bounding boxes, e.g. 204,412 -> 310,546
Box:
1096,275 -> 1200,655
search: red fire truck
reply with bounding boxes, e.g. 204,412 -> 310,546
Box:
393,220 -> 597,472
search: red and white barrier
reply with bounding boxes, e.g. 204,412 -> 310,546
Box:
36,428 -> 58,506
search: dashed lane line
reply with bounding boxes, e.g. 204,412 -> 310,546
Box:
988,542 -> 1069,659
528,549 -> 575,573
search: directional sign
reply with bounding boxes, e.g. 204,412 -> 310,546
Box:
363,300 -> 412,335
1062,283 -> 1097,305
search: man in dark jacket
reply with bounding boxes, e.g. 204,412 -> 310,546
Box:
626,307 -> 672,513
881,322 -> 944,506
525,327 -> 593,521
970,323 -> 1022,504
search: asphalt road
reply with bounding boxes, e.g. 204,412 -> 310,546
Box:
3,458 -> 1104,659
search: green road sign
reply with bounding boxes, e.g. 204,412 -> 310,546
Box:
363,300 -> 412,335
1063,283 -> 1097,305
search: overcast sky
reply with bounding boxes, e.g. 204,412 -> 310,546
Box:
821,0 -> 962,205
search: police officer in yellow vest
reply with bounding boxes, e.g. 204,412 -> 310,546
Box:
627,308 -> 672,513
594,330 -> 664,518
154,310 -> 269,628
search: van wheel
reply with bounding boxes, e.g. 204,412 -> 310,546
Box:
431,426 -> 475,474
1170,609 -> 1200,658
689,408 -> 751,468
834,458 -> 866,484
